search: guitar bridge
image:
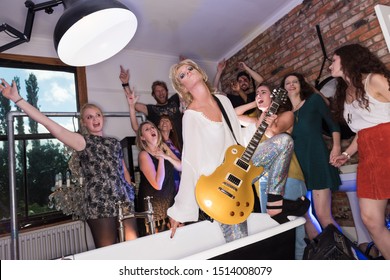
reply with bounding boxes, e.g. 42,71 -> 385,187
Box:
218,187 -> 235,199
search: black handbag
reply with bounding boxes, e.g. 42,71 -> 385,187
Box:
303,224 -> 367,260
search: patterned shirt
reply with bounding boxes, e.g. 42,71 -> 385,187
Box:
78,135 -> 135,219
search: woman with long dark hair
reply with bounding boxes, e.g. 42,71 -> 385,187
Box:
280,73 -> 341,232
329,43 -> 390,259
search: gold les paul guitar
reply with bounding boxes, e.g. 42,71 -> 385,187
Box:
195,88 -> 288,225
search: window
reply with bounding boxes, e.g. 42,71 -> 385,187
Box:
375,4 -> 390,54
0,53 -> 87,233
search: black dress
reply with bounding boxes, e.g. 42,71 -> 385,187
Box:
137,152 -> 176,232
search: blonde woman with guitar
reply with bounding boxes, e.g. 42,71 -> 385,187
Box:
167,59 -> 305,242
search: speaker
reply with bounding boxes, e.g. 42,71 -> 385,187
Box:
303,224 -> 367,260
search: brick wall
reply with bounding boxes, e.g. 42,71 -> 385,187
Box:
221,0 -> 390,92
221,0 -> 390,228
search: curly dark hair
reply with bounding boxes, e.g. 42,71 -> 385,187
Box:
332,44 -> 390,121
279,72 -> 315,101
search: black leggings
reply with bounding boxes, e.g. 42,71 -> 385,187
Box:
87,217 -> 138,248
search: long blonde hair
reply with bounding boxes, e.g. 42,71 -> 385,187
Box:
169,59 -> 214,105
136,121 -> 165,152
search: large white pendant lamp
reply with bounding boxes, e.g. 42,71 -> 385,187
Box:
53,0 -> 137,66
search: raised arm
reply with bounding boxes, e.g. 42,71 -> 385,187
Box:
1,79 -> 85,151
235,100 -> 257,116
119,65 -> 149,115
238,62 -> 264,84
234,101 -> 257,125
123,86 -> 140,132
213,59 -> 226,91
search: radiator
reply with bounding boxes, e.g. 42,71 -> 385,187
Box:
0,220 -> 94,260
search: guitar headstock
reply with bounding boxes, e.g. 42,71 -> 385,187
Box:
271,88 -> 288,105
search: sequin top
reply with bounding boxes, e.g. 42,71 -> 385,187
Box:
78,135 -> 135,219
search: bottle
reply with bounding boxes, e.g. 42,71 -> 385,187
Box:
58,172 -> 63,187
66,170 -> 71,187
52,174 -> 59,191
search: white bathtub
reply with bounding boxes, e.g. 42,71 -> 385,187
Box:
66,213 -> 305,260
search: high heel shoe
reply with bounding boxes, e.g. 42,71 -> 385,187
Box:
267,196 -> 310,224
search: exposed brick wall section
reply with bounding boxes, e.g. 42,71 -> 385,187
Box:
220,0 -> 390,92
220,0 -> 390,229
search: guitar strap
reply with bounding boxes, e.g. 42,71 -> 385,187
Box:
213,95 -> 239,144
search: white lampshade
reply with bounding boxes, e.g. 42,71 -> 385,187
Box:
54,0 -> 137,66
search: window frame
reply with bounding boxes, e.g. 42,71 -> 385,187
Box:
0,53 -> 88,234
0,53 -> 88,105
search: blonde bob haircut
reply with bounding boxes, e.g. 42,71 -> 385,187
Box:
169,59 -> 214,105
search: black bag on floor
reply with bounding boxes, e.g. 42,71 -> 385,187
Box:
303,224 -> 367,260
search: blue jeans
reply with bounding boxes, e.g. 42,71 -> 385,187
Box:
259,176 -> 307,260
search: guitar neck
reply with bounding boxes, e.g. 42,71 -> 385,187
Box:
241,102 -> 280,163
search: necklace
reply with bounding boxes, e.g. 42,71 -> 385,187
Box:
293,99 -> 304,123
294,110 -> 299,123
293,99 -> 304,112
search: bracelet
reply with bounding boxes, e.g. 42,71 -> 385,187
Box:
14,97 -> 23,104
121,83 -> 129,88
342,152 -> 351,159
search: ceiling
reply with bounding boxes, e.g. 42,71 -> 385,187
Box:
0,0 -> 302,62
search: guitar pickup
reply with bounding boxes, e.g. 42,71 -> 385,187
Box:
235,158 -> 249,171
218,187 -> 235,199
222,181 -> 238,191
227,174 -> 241,187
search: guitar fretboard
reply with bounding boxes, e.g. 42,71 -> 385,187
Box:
241,101 -> 281,163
